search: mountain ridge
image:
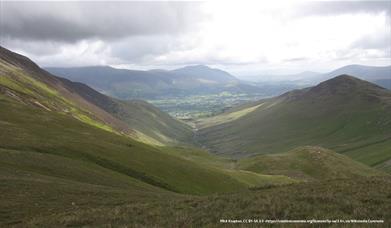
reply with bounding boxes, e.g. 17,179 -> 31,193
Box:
45,65 -> 264,99
171,64 -> 239,83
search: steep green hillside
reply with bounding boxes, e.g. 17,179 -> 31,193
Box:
0,95 -> 302,226
0,47 -> 299,197
0,46 -> 192,146
57,77 -> 193,146
113,99 -> 193,145
2,82 -> 287,196
197,75 -> 391,169
0,47 -> 128,135
238,146 -> 385,181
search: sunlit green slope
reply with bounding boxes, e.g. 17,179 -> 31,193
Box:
3,70 -> 294,196
197,75 -> 391,171
0,46 -> 192,146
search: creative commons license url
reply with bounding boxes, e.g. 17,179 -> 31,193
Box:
219,219 -> 384,224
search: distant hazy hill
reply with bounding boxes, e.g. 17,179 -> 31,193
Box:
45,65 -> 265,99
375,79 -> 391,90
0,46 -> 192,146
246,71 -> 322,83
325,65 -> 390,90
197,75 -> 391,171
326,64 -> 391,81
171,65 -> 238,83
251,65 -> 391,88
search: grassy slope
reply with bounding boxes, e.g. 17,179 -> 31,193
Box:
195,103 -> 264,129
24,176 -> 391,227
159,146 -> 297,188
0,147 -> 175,226
0,47 -> 301,223
0,93 -> 300,225
0,46 -> 192,146
0,95 -> 263,195
0,54 -> 127,135
57,77 -> 193,146
238,146 -> 385,181
197,76 -> 391,170
114,99 -> 193,145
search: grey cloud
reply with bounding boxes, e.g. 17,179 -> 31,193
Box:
1,37 -> 62,56
151,55 -> 268,67
0,2 -> 203,43
334,46 -> 390,61
1,1 -> 389,74
284,57 -> 309,62
110,35 -> 178,64
296,1 -> 390,17
351,33 -> 391,50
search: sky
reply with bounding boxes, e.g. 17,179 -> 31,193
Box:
1,0 -> 390,78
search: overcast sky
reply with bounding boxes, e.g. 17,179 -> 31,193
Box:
1,1 -> 390,77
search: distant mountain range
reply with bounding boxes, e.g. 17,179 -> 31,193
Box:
45,65 -> 306,99
46,64 -> 390,101
46,65 -> 268,99
250,64 -> 391,89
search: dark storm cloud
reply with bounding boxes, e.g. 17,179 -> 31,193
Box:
297,1 -> 390,17
110,35 -> 177,63
0,1 -> 202,43
0,1 -> 389,72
